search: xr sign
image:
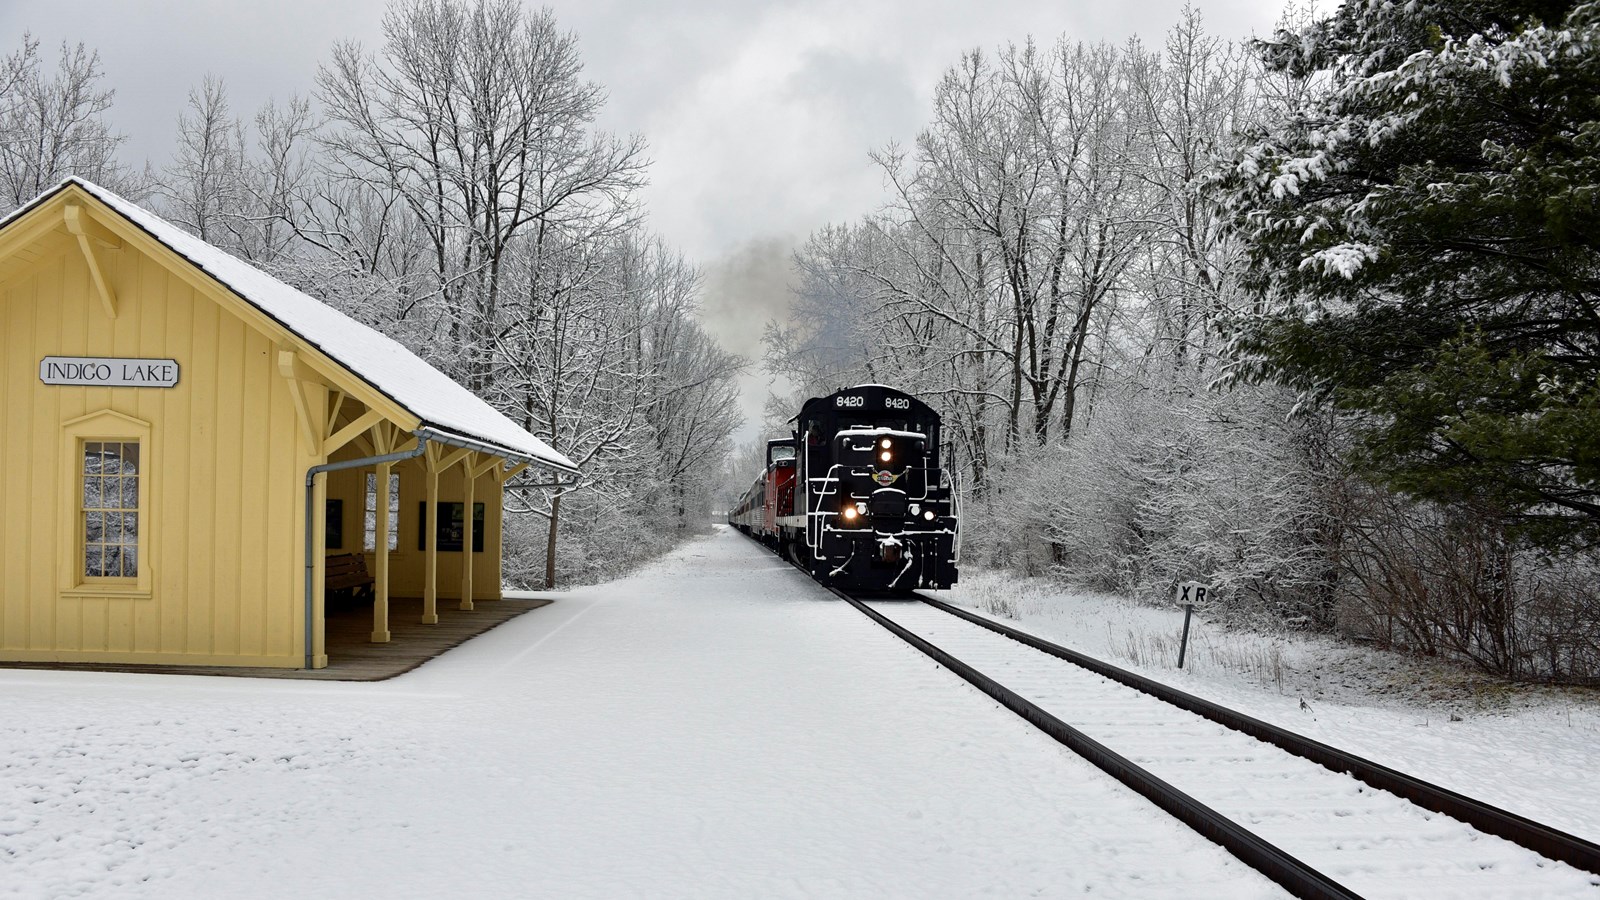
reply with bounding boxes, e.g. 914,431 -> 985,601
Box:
1176,581 -> 1212,607
1174,581 -> 1213,669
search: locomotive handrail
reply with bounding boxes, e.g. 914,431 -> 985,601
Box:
812,465 -> 952,517
831,464 -> 946,502
949,468 -> 963,563
806,464 -> 848,551
803,438 -> 816,551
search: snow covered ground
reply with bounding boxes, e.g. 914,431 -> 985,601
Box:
946,570 -> 1600,845
2,526 -> 1284,899
2,525 -> 1594,898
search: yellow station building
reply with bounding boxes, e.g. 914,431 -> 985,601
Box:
0,179 -> 578,669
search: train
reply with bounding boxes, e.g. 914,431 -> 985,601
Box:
729,384 -> 959,592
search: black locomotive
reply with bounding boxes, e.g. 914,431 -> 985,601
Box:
731,384 -> 959,592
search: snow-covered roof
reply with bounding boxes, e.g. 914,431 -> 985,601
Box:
6,178 -> 577,475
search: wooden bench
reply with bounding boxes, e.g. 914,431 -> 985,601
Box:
325,553 -> 375,604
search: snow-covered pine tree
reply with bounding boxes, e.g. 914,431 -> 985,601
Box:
1217,0 -> 1600,548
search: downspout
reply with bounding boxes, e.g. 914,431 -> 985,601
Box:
303,436 -> 428,669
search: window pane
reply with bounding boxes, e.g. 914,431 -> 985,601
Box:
363,473 -> 400,551
388,474 -> 398,550
387,472 -> 400,551
82,439 -> 141,579
364,473 -> 376,551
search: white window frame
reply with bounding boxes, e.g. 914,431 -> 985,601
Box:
60,409 -> 153,598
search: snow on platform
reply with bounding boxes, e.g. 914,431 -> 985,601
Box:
0,526 -> 1286,899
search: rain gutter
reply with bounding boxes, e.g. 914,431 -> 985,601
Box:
415,425 -> 580,478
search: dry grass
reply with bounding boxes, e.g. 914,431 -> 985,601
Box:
961,572 -> 1050,621
1111,624 -> 1289,691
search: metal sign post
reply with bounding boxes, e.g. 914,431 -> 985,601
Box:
1175,581 -> 1212,669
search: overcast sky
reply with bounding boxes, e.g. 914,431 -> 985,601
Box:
1,0 -> 1287,440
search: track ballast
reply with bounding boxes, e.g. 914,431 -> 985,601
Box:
835,588 -> 1600,900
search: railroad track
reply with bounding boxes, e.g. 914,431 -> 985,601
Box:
835,587 -> 1600,900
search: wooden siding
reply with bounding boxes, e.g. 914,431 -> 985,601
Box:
0,231 -> 319,667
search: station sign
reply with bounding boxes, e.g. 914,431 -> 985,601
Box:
40,356 -> 180,388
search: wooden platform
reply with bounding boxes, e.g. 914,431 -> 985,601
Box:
0,595 -> 551,682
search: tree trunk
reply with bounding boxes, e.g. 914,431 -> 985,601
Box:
545,493 -> 562,589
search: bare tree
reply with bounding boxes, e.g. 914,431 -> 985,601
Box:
316,0 -> 647,391
230,94 -> 318,265
0,35 -> 132,211
1123,6 -> 1255,376
500,232 -> 742,587
157,76 -> 245,245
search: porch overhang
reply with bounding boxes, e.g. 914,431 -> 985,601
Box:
414,425 -> 581,479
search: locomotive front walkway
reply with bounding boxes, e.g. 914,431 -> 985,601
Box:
0,594 -> 551,681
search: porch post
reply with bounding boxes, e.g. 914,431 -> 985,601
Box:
423,456 -> 440,625
310,471 -> 330,668
460,453 -> 476,611
372,461 -> 392,642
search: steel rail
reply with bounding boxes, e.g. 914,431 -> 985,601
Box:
837,588 -> 1361,900
738,523 -> 1600,889
913,592 -> 1600,878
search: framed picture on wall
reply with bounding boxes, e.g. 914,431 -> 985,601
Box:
417,501 -> 485,552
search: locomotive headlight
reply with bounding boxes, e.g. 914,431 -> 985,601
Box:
842,506 -> 858,522
924,509 -> 936,521
880,439 -> 891,449
880,451 -> 892,462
